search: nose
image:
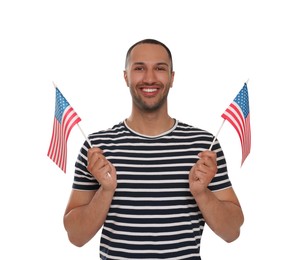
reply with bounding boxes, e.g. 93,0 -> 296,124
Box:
142,68 -> 157,85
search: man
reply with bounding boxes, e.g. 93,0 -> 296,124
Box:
64,39 -> 244,259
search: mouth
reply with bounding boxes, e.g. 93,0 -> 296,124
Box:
140,87 -> 160,96
142,88 -> 158,93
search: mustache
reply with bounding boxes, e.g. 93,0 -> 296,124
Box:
137,82 -> 163,88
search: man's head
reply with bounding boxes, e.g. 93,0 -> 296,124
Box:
125,39 -> 173,72
123,39 -> 175,113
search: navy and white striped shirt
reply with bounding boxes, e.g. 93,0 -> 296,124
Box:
73,120 -> 231,260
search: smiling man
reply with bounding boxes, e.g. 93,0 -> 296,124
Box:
124,40 -> 175,135
63,39 -> 244,260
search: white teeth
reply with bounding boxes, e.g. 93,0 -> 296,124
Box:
143,88 -> 157,93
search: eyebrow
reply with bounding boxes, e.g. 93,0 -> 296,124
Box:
132,62 -> 169,67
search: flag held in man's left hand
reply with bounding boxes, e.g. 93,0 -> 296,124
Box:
221,82 -> 251,166
47,86 -> 81,173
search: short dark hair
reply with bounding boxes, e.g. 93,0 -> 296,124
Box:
125,39 -> 173,72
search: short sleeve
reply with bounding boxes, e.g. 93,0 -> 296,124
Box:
208,139 -> 232,191
72,140 -> 100,190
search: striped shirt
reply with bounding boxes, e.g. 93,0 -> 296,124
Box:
73,120 -> 231,260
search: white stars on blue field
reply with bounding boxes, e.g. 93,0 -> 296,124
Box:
234,83 -> 249,118
55,88 -> 70,123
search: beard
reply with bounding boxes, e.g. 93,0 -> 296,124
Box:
130,83 -> 171,112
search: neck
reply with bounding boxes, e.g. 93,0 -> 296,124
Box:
126,110 -> 175,136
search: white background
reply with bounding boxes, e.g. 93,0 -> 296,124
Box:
1,0 -> 297,259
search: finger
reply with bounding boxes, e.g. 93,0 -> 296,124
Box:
92,156 -> 109,172
191,162 -> 206,179
87,152 -> 100,169
193,170 -> 208,184
105,162 -> 115,178
100,163 -> 112,179
198,150 -> 216,161
196,159 -> 209,172
87,149 -> 98,165
200,157 -> 212,168
198,152 -> 216,167
88,147 -> 103,160
88,148 -> 105,167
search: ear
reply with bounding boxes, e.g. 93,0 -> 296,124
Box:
123,70 -> 129,86
170,71 -> 175,88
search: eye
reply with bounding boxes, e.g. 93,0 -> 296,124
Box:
134,66 -> 144,71
156,66 -> 166,71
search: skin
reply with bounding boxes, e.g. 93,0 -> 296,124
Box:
63,43 -> 244,247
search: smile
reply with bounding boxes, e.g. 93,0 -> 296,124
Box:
142,88 -> 158,93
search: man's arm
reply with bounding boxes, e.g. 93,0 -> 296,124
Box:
64,187 -> 114,247
63,147 -> 117,247
194,187 -> 244,242
189,151 -> 244,242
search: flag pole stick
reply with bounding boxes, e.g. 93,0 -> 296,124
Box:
52,81 -> 93,148
77,123 -> 92,148
209,119 -> 225,151
77,123 -> 109,176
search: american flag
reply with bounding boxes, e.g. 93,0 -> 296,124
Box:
222,83 -> 251,166
47,87 -> 81,173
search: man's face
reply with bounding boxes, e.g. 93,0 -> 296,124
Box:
124,43 -> 175,112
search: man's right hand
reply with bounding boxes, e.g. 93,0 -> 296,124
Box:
87,147 -> 117,192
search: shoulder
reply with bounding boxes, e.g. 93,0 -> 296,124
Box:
90,121 -> 126,136
175,120 -> 213,137
88,121 -> 128,140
